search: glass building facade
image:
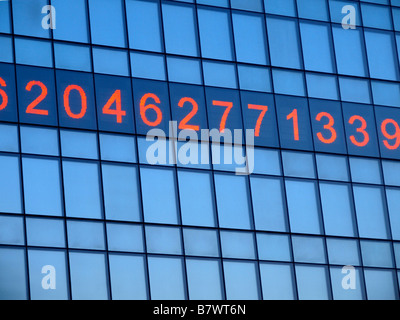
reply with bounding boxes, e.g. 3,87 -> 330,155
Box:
0,0 -> 400,300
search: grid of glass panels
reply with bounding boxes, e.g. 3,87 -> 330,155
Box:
1,0 -> 400,300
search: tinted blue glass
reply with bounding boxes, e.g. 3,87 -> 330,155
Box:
197,0 -> 228,6
54,43 -> 92,72
93,48 -> 129,77
186,259 -> 224,300
183,228 -> 220,257
316,154 -> 349,181
67,221 -> 105,250
253,148 -> 281,175
88,0 -> 126,47
52,0 -> 89,43
364,269 -> 398,300
214,174 -> 252,229
349,157 -> 382,184
20,126 -> 58,156
267,17 -> 302,69
26,218 -> 65,248
362,3 -> 392,30
138,136 -> 175,166
330,0 -> 361,26
232,13 -> 268,65
126,0 -> 163,52
282,151 -> 315,178
292,236 -> 326,263
297,0 -> 328,21
257,233 -> 291,261
102,164 -> 141,222
167,57 -> 202,85
326,238 -> 361,266
131,52 -> 166,81
146,226 -> 182,255
0,248 -> 27,300
330,266 -> 364,300
203,61 -> 237,89
306,74 -> 338,100
0,215 -> 24,245
15,38 -> 53,68
0,63 -> 18,122
265,0 -> 296,16
273,69 -> 305,96
375,107 -> 400,160
382,161 -> 400,186
0,36 -> 13,63
28,249 -> 69,300
140,167 -> 179,224
63,161 -> 102,219
108,254 -> 148,300
339,77 -> 371,104
197,8 -> 233,61
260,263 -> 296,300
285,180 -> 322,234
386,188 -> 400,240
0,155 -> 22,214
176,140 -> 211,170
100,133 -> 137,163
371,81 -> 400,107
320,183 -> 356,237
0,1 -> 11,33
147,256 -> 186,299
295,265 -> 330,300
223,261 -> 260,300
178,170 -> 216,227
16,66 -> 57,126
353,186 -> 389,239
361,240 -> 394,268
231,0 -> 263,11
107,223 -> 144,253
22,157 -> 63,216
221,231 -> 256,259
238,65 -> 271,92
60,130 -> 98,159
162,3 -> 198,56
12,0 -> 50,38
69,252 -> 109,300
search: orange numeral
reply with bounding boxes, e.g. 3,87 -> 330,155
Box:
25,81 -> 48,115
381,118 -> 400,151
103,90 -> 126,123
178,97 -> 200,131
248,104 -> 268,137
349,115 -> 369,147
213,100 -> 233,133
316,112 -> 337,144
0,77 -> 8,111
140,93 -> 162,127
64,85 -> 87,119
287,109 -> 299,141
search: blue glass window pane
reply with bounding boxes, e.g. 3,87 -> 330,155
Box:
327,238 -> 361,266
126,0 -> 162,52
316,154 -> 349,182
364,30 -> 399,81
88,0 -> 126,47
178,170 -> 216,227
0,155 -> 22,214
12,0 -> 50,38
0,1 -> 11,33
100,133 -> 136,163
15,38 -> 53,68
353,186 -> 389,239
319,183 -> 356,237
145,226 -> 182,255
330,266 -> 364,300
28,249 -> 69,300
214,174 -> 252,229
330,0 -> 361,26
361,240 -> 394,268
223,261 -> 260,300
67,221 -> 105,250
265,0 -> 296,16
232,13 -> 268,65
69,252 -> 109,300
295,265 -> 330,300
162,3 -> 198,56
54,43 -> 91,72
0,124 -> 18,153
364,269 -> 398,300
349,157 -> 382,184
109,254 -> 148,300
282,151 -> 315,178
257,233 -> 291,262
21,126 -> 59,156
107,223 -> 144,253
93,48 -> 129,77
0,215 -> 24,245
297,0 -> 329,21
60,130 -> 98,159
394,8 -> 400,31
167,57 -> 202,85
63,161 -> 103,219
362,4 -> 392,30
102,164 -> 141,222
339,77 -> 371,104
26,218 -> 65,248
231,0 -> 263,11
285,180 -> 322,234
131,52 -> 166,81
0,248 -> 27,300
52,0 -> 89,43
260,263 -> 296,300
221,231 -> 256,259
382,161 -> 400,186
250,177 -> 287,232
186,259 -> 223,300
137,136 -> 174,166
371,81 -> 400,107
273,69 -> 305,96
238,65 -> 271,92
306,73 -> 338,100
197,0 -> 228,6
203,61 -> 237,89
183,228 -> 220,257
385,188 -> 400,240
267,17 -> 302,69
0,36 -> 13,63
140,167 -> 179,224
148,256 -> 186,299
252,148 -> 281,175
332,27 -> 367,77
292,236 -> 326,263
197,8 -> 233,61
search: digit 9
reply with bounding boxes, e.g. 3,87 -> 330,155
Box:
381,119 -> 400,150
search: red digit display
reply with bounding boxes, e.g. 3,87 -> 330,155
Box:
64,84 -> 87,119
248,104 -> 268,137
25,81 -> 48,115
212,100 -> 233,133
287,108 -> 299,141
381,119 -> 400,150
178,97 -> 199,131
349,115 -> 369,147
0,77 -> 8,111
102,89 -> 126,124
316,112 -> 337,144
140,93 -> 163,127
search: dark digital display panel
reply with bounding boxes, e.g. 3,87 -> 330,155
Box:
2,63 -> 400,159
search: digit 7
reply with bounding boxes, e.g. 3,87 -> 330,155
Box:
248,104 -> 268,137
212,100 -> 233,133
